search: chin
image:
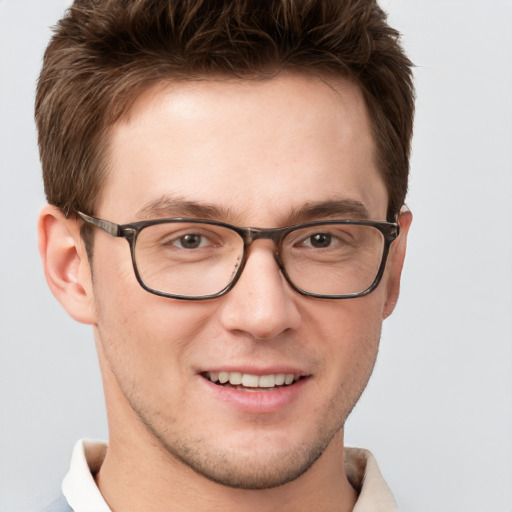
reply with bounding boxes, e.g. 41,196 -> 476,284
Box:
173,443 -> 327,490
150,423 -> 338,490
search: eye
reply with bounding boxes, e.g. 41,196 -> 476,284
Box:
289,226 -> 355,252
298,231 -> 344,250
156,227 -> 221,251
305,232 -> 333,248
175,233 -> 208,249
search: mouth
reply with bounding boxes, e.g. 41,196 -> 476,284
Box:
201,371 -> 305,392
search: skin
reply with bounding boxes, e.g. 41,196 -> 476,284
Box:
39,73 -> 412,512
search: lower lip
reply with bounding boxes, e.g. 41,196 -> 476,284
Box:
199,376 -> 310,414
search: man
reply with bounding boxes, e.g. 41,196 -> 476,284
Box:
36,0 -> 414,510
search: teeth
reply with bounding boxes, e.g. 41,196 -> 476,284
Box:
242,374 -> 259,387
229,372 -> 243,385
258,374 -> 276,388
275,374 -> 285,386
205,371 -> 299,388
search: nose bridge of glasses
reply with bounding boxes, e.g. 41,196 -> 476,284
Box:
241,226 -> 288,246
238,227 -> 286,274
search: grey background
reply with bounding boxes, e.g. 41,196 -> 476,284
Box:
1,1 -> 511,511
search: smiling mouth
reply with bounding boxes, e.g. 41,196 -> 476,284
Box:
202,371 -> 305,391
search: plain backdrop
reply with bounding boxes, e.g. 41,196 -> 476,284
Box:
1,1 -> 511,511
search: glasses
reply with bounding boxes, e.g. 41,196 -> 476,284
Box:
78,212 -> 399,300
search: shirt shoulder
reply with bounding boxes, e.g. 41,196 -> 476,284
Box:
39,494 -> 73,512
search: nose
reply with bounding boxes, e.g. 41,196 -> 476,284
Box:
218,242 -> 301,339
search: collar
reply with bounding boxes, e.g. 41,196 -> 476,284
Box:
63,440 -> 396,512
345,447 -> 397,512
62,440 -> 110,512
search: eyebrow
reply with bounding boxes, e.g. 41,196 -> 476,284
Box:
287,199 -> 370,224
136,196 -> 236,221
136,196 -> 370,224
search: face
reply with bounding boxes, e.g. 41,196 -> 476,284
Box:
87,73 -> 403,488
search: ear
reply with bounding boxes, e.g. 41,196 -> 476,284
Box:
38,204 -> 96,325
382,206 -> 413,319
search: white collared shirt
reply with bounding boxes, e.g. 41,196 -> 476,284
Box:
62,440 -> 110,512
62,439 -> 397,512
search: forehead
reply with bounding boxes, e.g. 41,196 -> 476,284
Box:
98,73 -> 388,224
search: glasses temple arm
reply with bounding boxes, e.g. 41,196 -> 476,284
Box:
77,212 -> 122,237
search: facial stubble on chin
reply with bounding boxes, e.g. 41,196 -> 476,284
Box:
127,361 -> 376,491
133,404 -> 343,490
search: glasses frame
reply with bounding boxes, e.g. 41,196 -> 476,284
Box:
78,211 -> 400,301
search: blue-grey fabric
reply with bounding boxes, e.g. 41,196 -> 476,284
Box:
40,494 -> 73,512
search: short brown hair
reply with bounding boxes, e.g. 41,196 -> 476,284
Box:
36,0 -> 414,220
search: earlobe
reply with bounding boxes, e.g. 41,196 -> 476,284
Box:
382,207 -> 413,319
38,204 -> 96,325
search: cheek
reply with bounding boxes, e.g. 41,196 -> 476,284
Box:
305,296 -> 383,386
94,291 -> 209,365
295,297 -> 382,434
90,248 -> 214,387
305,294 -> 384,348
